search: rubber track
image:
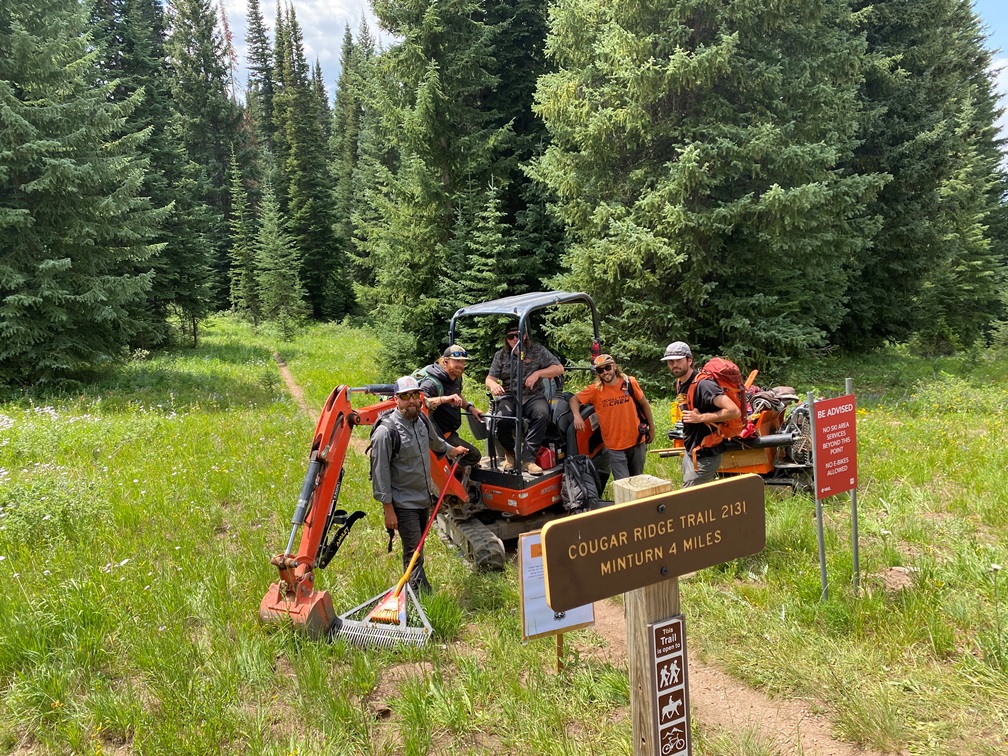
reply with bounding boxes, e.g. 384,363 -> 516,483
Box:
436,511 -> 506,571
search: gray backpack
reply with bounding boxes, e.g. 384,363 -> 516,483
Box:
561,455 -> 601,512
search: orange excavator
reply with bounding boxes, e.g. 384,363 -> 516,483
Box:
260,291 -> 609,637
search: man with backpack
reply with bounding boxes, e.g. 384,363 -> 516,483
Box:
417,344 -> 484,469
661,341 -> 741,487
370,376 -> 468,593
569,353 -> 655,481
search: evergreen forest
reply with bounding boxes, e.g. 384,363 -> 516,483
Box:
2,0 -> 1006,386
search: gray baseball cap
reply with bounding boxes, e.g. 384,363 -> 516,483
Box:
393,375 -> 422,394
661,341 -> 692,361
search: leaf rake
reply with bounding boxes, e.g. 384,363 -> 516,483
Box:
333,459 -> 460,649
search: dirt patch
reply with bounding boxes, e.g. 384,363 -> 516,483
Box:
585,598 -> 895,755
275,353 -> 309,415
878,566 -> 914,593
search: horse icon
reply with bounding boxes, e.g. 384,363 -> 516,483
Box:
660,696 -> 682,721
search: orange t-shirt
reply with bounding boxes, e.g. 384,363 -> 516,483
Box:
576,376 -> 646,451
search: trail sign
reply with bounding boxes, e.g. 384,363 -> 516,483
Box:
541,475 -> 765,612
813,395 -> 858,499
651,616 -> 691,756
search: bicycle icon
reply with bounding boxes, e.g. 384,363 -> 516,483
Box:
660,726 -> 686,754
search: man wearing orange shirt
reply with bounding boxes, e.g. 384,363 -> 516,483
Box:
569,354 -> 655,480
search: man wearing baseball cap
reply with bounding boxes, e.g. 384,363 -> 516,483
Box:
662,341 -> 740,487
370,376 -> 468,593
485,324 -> 564,474
417,344 -> 483,468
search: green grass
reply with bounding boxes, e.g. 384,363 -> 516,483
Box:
1,315 -> 1006,754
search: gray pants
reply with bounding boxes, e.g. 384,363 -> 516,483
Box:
681,451 -> 721,487
609,443 -> 647,481
394,505 -> 432,593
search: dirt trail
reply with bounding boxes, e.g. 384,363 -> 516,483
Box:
275,355 -> 886,755
275,353 -> 368,453
588,599 -> 889,755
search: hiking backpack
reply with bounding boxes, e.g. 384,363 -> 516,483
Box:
411,365 -> 444,397
561,454 -> 601,512
366,411 -> 400,480
685,357 -> 747,451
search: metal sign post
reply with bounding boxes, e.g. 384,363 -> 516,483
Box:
809,383 -> 859,600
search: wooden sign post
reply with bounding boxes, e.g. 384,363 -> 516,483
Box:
541,474 -> 766,756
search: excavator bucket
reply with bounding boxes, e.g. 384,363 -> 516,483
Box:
259,572 -> 337,639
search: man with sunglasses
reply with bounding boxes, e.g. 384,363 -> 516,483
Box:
569,354 -> 655,482
485,324 -> 564,475
418,344 -> 483,468
370,376 -> 468,593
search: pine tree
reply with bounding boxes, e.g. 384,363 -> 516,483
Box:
331,25 -> 360,275
843,0 -> 1005,351
90,0 -> 217,348
245,0 -> 275,150
364,0 -> 507,368
532,0 -> 884,369
272,2 -> 350,320
0,0 -> 166,383
256,182 -> 309,338
228,149 -> 260,324
166,0 -> 241,309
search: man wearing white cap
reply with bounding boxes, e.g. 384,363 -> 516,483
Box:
661,341 -> 740,487
370,376 -> 468,592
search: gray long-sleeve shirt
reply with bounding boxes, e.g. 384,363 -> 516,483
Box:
370,409 -> 452,510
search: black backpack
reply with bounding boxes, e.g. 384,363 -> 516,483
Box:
561,454 -> 601,512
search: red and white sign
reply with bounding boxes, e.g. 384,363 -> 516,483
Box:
649,616 -> 691,756
813,395 -> 858,499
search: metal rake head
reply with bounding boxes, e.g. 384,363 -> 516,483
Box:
332,583 -> 434,650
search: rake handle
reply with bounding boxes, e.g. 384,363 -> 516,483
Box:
393,457 -> 461,597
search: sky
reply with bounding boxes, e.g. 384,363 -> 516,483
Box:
220,0 -> 1008,138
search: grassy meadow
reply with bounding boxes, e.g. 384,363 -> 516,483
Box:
1,314 -> 1006,755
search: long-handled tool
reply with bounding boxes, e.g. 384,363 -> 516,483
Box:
334,459 -> 460,649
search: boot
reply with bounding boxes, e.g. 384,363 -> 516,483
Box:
523,460 -> 543,476
503,452 -> 516,471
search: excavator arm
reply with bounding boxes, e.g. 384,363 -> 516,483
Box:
259,384 -> 466,637
259,385 -> 391,637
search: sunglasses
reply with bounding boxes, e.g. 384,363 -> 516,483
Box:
595,363 -> 615,374
396,390 -> 422,400
505,333 -> 520,342
447,349 -> 468,359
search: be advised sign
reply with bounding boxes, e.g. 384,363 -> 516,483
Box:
813,395 -> 858,499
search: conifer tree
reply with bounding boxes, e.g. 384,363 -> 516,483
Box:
90,0 -> 217,348
228,149 -> 260,324
272,3 -> 350,320
532,0 -> 884,368
256,182 -> 309,338
364,0 -> 508,367
0,0 -> 165,383
166,0 -> 241,308
245,0 -> 275,151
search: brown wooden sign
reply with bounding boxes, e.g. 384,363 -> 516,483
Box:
541,474 -> 765,612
